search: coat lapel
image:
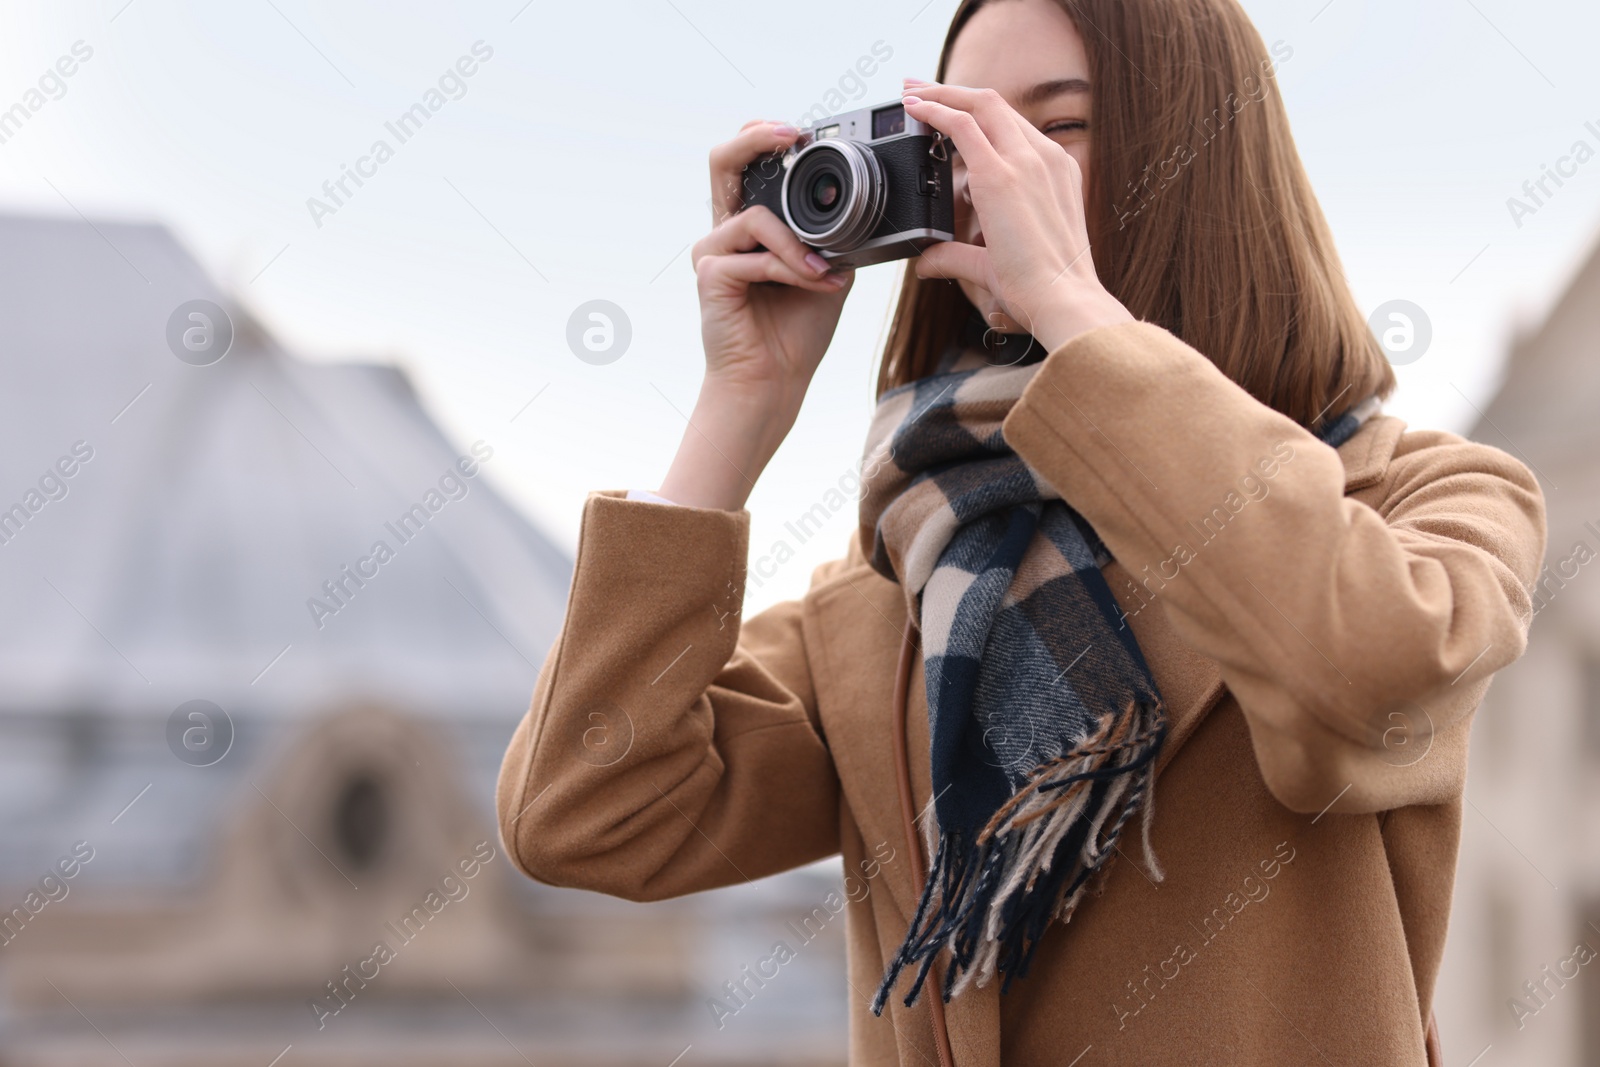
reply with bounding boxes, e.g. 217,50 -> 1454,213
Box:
1110,560 -> 1230,778
807,566 -> 927,926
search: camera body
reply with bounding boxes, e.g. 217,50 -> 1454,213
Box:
739,100 -> 954,270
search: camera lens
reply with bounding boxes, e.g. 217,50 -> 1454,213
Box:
788,149 -> 851,234
810,173 -> 841,212
782,139 -> 884,251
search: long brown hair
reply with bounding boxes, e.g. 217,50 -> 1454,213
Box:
877,0 -> 1394,430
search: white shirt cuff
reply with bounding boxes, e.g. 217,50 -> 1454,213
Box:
624,488 -> 680,507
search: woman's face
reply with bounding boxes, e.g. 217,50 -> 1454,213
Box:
943,0 -> 1093,336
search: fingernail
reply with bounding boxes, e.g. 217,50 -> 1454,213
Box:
773,124 -> 798,137
902,94 -> 922,105
804,252 -> 830,275
825,273 -> 848,289
903,76 -> 930,86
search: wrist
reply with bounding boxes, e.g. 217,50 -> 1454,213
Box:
657,379 -> 798,511
696,377 -> 801,449
1030,288 -> 1135,352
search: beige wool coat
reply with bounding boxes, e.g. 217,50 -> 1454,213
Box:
496,321 -> 1547,1066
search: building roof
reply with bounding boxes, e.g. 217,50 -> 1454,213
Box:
0,213 -> 571,719
1472,236 -> 1600,472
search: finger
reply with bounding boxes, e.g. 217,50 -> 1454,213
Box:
900,94 -> 1002,176
914,241 -> 990,289
693,204 -> 832,282
698,251 -> 851,294
709,122 -> 801,222
904,82 -> 1033,156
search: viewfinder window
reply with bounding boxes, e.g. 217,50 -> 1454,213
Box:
872,105 -> 906,138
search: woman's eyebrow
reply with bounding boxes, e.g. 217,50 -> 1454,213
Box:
1017,77 -> 1091,107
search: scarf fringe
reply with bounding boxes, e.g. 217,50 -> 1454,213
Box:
872,698 -> 1169,1015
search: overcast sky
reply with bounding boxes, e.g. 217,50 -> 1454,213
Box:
1,0 -> 1596,612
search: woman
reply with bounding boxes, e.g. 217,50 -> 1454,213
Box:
497,0 -> 1546,1062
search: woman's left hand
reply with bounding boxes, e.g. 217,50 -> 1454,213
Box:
901,79 -> 1134,351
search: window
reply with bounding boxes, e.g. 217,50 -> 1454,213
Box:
332,772 -> 390,871
1584,657 -> 1600,755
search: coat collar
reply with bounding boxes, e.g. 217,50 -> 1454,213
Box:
1340,413 -> 1404,491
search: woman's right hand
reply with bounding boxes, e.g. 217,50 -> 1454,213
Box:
658,121 -> 855,512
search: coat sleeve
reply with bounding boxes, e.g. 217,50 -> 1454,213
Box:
1001,322 -> 1547,815
495,491 -> 841,900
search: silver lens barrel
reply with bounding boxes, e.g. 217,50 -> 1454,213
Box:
780,139 -> 885,251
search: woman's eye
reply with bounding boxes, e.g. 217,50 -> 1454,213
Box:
1042,120 -> 1088,135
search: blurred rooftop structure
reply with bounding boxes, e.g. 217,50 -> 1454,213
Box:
1444,234 -> 1600,1066
0,214 -> 850,1066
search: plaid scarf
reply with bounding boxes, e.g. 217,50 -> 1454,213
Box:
861,317 -> 1378,1011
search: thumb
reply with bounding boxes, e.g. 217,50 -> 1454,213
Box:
915,241 -> 989,288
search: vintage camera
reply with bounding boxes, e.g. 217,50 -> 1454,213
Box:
739,100 -> 954,270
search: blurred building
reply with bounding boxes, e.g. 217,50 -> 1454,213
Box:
1440,237 -> 1600,1066
0,215 -> 847,1066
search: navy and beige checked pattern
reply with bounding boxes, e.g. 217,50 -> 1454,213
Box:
860,350 -> 1167,1010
